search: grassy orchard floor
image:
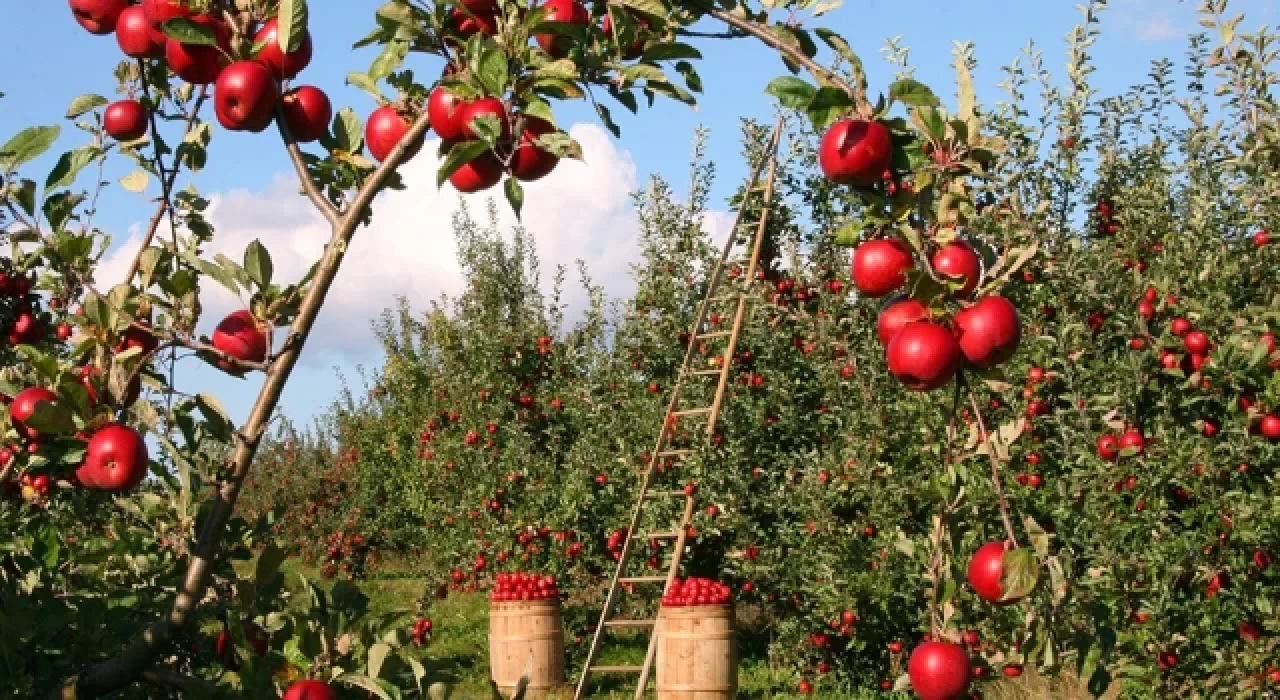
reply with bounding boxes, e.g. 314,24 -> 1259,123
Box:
272,559 -> 1107,699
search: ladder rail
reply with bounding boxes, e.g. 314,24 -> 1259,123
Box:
574,118 -> 785,700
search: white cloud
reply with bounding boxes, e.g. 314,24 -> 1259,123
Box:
96,123 -> 649,366
1113,0 -> 1182,42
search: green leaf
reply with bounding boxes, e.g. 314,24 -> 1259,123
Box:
244,239 -> 273,289
1001,548 -> 1040,602
45,147 -> 102,191
345,73 -> 384,103
22,395 -> 77,436
277,0 -> 310,54
161,17 -> 217,45
338,675 -> 393,700
467,114 -> 503,149
120,169 -> 149,193
331,107 -> 363,154
641,42 -> 702,61
618,0 -> 666,18
195,392 -> 234,441
1,126 -> 61,169
367,642 -> 392,678
66,94 -> 108,119
42,191 -> 86,232
504,177 -> 524,218
831,220 -> 863,247
764,76 -> 816,110
436,141 -> 492,188
476,42 -> 510,96
369,40 -> 409,83
9,178 -> 37,217
889,79 -> 940,107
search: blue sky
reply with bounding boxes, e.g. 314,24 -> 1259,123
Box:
2,0 -> 1273,428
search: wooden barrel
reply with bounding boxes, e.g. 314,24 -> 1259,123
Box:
489,599 -> 566,699
655,604 -> 737,699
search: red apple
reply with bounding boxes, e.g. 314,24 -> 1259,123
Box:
281,86 -> 332,143
510,116 -> 559,181
254,18 -> 313,80
819,119 -> 893,187
449,150 -> 504,193
212,310 -> 268,372
116,323 -> 159,356
366,105 -> 424,163
115,5 -> 164,58
1239,620 -> 1263,643
449,6 -> 499,37
851,238 -> 913,297
535,0 -> 590,58
141,0 -> 192,27
1118,429 -> 1146,454
876,297 -> 928,347
967,541 -> 1015,604
907,641 -> 970,700
282,680 -> 336,700
70,0 -> 128,34
458,97 -> 509,141
9,387 -> 59,440
103,100 -> 149,141
76,423 -> 149,492
1260,414 -> 1280,441
428,87 -> 468,141
931,241 -> 982,296
1096,434 -> 1119,461
1183,330 -> 1210,355
1170,317 -> 1191,336
215,61 -> 280,132
1254,229 -> 1271,247
886,321 -> 961,391
165,14 -> 230,84
953,295 -> 1021,368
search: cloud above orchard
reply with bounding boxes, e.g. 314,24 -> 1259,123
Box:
96,123 -> 723,368
1112,0 -> 1182,42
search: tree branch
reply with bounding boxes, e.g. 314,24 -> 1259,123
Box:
276,104 -> 340,227
140,666 -> 219,694
968,390 -> 1021,547
55,112 -> 434,699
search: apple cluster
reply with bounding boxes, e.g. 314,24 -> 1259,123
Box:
490,571 -> 560,602
661,576 -> 732,607
71,0 -> 334,142
410,617 -> 433,646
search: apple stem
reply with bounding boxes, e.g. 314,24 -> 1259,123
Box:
57,111 -> 435,700
968,390 -> 1021,548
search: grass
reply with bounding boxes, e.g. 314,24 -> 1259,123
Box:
267,558 -> 1108,699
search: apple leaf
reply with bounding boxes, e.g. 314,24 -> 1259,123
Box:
278,0 -> 310,54
244,239 -> 273,290
436,141 -> 491,188
1,125 -> 61,170
642,42 -> 702,62
196,392 -> 233,442
830,220 -> 862,247
66,94 -> 108,119
807,86 -> 855,131
14,345 -> 60,383
337,674 -> 393,700
120,169 -> 149,193
368,40 -> 408,83
618,0 -> 666,19
504,178 -> 524,219
23,398 -> 77,436
468,114 -> 503,149
890,79 -> 941,108
475,41 -> 510,97
161,17 -> 217,45
535,132 -> 582,160
344,73 -> 383,103
45,146 -> 102,192
1023,515 -> 1051,559
1000,548 -> 1040,602
330,107 -> 364,155
765,76 -> 816,110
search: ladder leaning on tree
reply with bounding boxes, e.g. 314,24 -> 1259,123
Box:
573,119 -> 785,699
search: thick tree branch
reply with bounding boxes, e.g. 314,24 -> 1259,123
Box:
140,666 -> 219,694
706,9 -> 867,109
56,112 -> 433,699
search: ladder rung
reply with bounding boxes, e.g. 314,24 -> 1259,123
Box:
697,331 -> 733,339
639,531 -> 680,540
671,408 -> 712,417
709,295 -> 740,303
645,490 -> 691,499
604,618 -> 656,628
656,449 -> 693,457
690,368 -> 724,376
590,665 -> 644,673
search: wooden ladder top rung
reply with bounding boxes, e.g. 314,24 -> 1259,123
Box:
671,408 -> 711,417
697,330 -> 733,339
603,619 -> 657,628
656,449 -> 693,457
620,575 -> 668,583
644,490 -> 691,499
689,368 -> 724,376
639,531 -> 681,540
590,665 -> 644,673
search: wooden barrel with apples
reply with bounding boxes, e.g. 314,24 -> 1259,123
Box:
655,604 -> 737,699
489,599 -> 566,699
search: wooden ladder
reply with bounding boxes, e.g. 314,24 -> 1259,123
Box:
573,121 -> 784,699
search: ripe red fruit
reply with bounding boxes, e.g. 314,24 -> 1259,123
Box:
254,18 -> 313,80
449,150 -> 504,193
876,297 -> 928,347
1259,414 -> 1280,440
1183,330 -> 1210,355
1201,418 -> 1220,438
967,542 -> 1014,604
70,0 -> 128,34
458,97 -> 509,141
449,6 -> 498,37
1156,650 -> 1178,671
1169,318 -> 1191,337
281,86 -> 332,143
886,322 -> 961,392
852,238 -> 913,297
931,241 -> 982,296
1137,301 -> 1155,320
141,0 -> 192,27
1254,229 -> 1271,247
818,119 -> 894,187
1096,434 -> 1119,461
366,106 -> 424,163
76,423 -> 149,492
427,87 -> 468,141
907,641 -> 971,700
212,310 -> 268,372
1002,665 -> 1023,678
535,0 -> 590,58
282,680 -> 337,700
103,100 -> 148,142
9,387 -> 59,440
1239,620 -> 1263,643
115,5 -> 164,58
165,14 -> 230,84
510,116 -> 559,181
797,679 -> 813,695
953,296 -> 1020,368
1118,429 -> 1146,454
215,61 -> 280,132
